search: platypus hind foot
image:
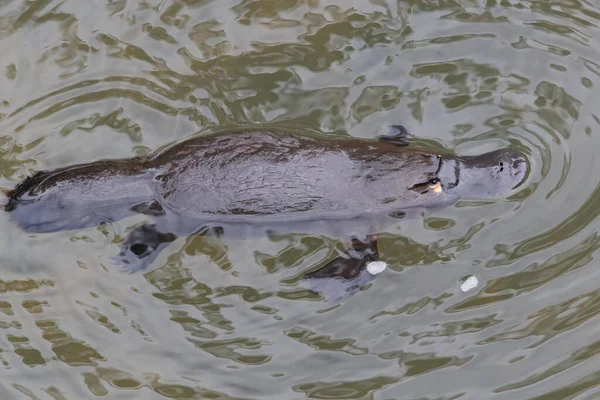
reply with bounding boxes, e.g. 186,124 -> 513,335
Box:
112,223 -> 176,273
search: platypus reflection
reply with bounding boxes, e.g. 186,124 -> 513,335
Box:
5,126 -> 527,299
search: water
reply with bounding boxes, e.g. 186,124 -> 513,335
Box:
0,0 -> 599,398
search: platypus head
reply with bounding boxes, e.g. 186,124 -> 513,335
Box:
438,149 -> 528,199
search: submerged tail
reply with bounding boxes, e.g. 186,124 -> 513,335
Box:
5,162 -> 156,233
4,171 -> 47,212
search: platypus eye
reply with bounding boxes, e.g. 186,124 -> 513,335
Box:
429,178 -> 439,185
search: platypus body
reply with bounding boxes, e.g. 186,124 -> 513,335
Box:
5,127 -> 527,299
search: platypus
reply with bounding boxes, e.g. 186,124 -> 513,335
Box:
4,126 -> 527,298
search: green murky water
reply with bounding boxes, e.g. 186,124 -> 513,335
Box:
0,0 -> 599,398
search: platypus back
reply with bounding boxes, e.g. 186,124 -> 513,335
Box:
146,130 -> 447,219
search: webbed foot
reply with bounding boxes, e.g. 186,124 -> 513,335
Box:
112,224 -> 176,273
304,235 -> 384,300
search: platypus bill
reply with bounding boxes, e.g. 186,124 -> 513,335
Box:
4,126 -> 528,300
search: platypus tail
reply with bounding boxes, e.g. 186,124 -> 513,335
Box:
5,163 -> 155,233
3,171 -> 46,212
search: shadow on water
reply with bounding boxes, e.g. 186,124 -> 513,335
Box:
0,0 -> 600,398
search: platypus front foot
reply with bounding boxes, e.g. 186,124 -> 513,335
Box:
111,224 -> 176,273
304,235 -> 384,300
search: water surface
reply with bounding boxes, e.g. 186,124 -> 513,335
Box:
1,0 -> 600,399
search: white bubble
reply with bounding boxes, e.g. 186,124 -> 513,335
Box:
366,261 -> 387,275
460,275 -> 478,292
